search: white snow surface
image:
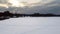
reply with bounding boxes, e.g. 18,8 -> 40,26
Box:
0,17 -> 60,34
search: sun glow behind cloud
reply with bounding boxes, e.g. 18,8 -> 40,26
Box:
8,0 -> 20,7
8,0 -> 39,7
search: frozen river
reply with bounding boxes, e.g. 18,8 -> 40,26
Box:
0,17 -> 60,34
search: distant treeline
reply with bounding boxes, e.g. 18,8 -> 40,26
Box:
0,11 -> 60,18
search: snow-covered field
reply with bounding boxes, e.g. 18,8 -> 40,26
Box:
0,17 -> 60,34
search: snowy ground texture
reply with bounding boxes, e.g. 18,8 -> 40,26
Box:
0,17 -> 60,34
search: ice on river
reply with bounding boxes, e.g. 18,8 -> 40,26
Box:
0,17 -> 60,34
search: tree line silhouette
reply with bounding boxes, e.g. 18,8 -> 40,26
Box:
0,10 -> 60,20
0,11 -> 60,17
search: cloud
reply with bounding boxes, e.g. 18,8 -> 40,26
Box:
0,0 -> 54,7
0,0 -> 60,14
0,0 -> 8,4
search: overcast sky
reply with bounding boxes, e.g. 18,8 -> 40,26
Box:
0,0 -> 60,14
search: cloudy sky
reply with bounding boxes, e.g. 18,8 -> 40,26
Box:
0,0 -> 60,14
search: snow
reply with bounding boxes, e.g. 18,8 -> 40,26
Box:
0,17 -> 60,34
